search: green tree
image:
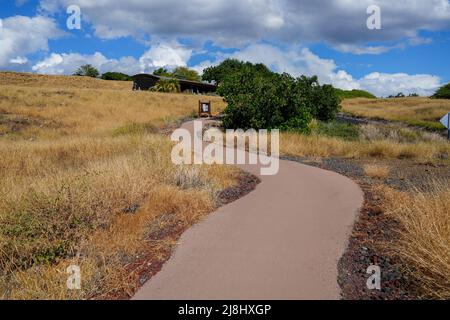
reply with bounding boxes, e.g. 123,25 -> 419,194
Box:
150,79 -> 181,93
217,60 -> 341,131
202,59 -> 245,84
219,65 -> 311,131
202,59 -> 271,85
433,83 -> 450,99
171,66 -> 201,81
101,72 -> 132,81
153,67 -> 171,77
74,64 -> 99,78
296,76 -> 341,122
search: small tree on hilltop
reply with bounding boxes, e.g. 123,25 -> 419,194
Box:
202,59 -> 271,85
101,72 -> 131,81
74,64 -> 99,78
433,83 -> 450,99
171,67 -> 201,81
153,67 -> 171,77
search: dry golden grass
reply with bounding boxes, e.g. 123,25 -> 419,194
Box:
0,73 -> 233,299
342,97 -> 450,130
0,85 -> 225,139
281,132 -> 450,161
363,164 -> 390,179
0,72 -> 131,90
381,182 -> 450,299
281,104 -> 450,162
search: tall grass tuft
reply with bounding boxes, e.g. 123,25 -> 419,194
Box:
381,182 -> 450,299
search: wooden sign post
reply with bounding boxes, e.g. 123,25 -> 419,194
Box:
199,100 -> 212,118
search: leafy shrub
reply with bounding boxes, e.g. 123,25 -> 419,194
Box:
202,59 -> 271,85
74,64 -> 99,78
433,83 -> 450,99
152,67 -> 201,82
150,79 -> 181,93
217,61 -> 340,131
101,72 -> 132,81
334,88 -> 376,99
171,66 -> 202,82
219,66 -> 311,131
297,76 -> 341,121
153,67 -> 171,77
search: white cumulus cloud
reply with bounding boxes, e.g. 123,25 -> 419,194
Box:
32,42 -> 192,75
194,43 -> 360,90
193,43 -> 442,97
9,56 -> 29,65
358,72 -> 441,97
32,52 -> 140,75
138,43 -> 192,72
0,15 -> 63,68
39,0 -> 450,53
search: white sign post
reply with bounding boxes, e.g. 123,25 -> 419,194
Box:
440,113 -> 450,140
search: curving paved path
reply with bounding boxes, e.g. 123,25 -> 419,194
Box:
133,120 -> 363,300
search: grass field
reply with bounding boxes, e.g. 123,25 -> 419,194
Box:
1,72 -> 449,299
342,97 -> 450,131
0,72 -> 233,299
281,120 -> 450,162
0,84 -> 225,139
0,72 -> 131,90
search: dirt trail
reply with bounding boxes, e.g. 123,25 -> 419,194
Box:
133,120 -> 363,300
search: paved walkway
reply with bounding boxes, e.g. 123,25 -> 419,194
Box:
133,120 -> 363,300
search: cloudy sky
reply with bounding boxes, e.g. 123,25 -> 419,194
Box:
1,0 -> 450,96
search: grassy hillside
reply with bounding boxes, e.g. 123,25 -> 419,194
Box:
342,97 -> 450,130
0,71 -> 131,90
0,85 -> 225,138
0,73 -> 233,299
335,88 -> 376,100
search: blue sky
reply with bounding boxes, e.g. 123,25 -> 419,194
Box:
1,0 -> 449,96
